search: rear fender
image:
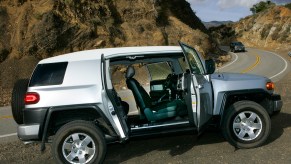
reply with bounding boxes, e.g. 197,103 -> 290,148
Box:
40,104 -> 116,151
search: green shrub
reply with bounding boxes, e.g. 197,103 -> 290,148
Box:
250,1 -> 275,14
285,3 -> 291,10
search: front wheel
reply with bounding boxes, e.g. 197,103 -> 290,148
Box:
222,101 -> 271,148
52,120 -> 106,164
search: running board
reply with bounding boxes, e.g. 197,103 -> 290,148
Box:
130,121 -> 197,138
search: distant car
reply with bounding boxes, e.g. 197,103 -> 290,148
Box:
230,41 -> 245,52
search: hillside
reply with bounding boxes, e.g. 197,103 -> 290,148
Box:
0,0 -> 225,106
210,6 -> 291,50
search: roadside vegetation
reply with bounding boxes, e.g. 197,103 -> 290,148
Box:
250,1 -> 275,14
285,3 -> 291,10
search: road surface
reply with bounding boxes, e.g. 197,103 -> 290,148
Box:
0,106 -> 17,142
218,47 -> 289,82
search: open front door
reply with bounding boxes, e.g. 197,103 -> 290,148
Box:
101,54 -> 129,141
179,42 -> 213,131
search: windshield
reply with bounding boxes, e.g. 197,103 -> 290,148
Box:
235,42 -> 243,46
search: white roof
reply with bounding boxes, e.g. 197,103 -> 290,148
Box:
39,46 -> 183,64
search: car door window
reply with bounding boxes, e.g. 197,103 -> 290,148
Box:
182,46 -> 205,75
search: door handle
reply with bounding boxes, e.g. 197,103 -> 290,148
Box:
196,85 -> 204,89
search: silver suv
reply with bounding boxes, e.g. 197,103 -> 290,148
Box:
11,42 -> 282,163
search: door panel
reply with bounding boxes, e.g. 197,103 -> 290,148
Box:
179,42 -> 213,131
191,74 -> 213,128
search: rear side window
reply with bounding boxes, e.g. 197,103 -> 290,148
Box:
29,62 -> 68,86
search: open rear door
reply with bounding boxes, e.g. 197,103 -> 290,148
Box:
101,54 -> 129,141
179,42 -> 213,132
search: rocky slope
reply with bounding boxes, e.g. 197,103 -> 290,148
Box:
0,0 -> 224,106
210,6 -> 291,50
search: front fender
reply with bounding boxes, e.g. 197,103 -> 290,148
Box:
214,89 -> 271,126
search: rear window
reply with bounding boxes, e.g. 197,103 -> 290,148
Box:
29,62 -> 68,87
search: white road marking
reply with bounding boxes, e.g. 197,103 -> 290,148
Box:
265,51 -> 289,79
0,133 -> 17,138
217,52 -> 238,70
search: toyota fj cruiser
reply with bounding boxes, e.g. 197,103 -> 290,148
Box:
11,42 -> 282,163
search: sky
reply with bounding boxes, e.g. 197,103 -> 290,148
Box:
187,0 -> 291,22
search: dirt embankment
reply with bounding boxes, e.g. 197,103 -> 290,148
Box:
0,0 -> 227,106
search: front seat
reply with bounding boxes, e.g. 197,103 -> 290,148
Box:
125,66 -> 181,122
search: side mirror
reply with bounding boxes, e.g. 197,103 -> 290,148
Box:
205,59 -> 215,74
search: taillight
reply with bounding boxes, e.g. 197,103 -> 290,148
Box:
24,92 -> 40,104
266,82 -> 275,90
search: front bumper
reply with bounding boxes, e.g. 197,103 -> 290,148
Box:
270,94 -> 283,112
17,124 -> 40,141
235,47 -> 245,51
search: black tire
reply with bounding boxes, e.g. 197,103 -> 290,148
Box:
11,79 -> 29,124
222,101 -> 271,148
52,120 -> 106,164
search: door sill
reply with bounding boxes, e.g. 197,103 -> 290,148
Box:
130,120 -> 197,138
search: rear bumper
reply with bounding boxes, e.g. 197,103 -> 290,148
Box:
18,124 -> 40,141
17,107 -> 48,141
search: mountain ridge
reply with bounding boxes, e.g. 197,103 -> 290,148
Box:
203,20 -> 233,28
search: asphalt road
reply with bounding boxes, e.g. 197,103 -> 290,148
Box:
218,47 -> 289,82
0,106 -> 17,142
0,47 -> 290,163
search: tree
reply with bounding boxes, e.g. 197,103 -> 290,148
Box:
250,1 -> 275,14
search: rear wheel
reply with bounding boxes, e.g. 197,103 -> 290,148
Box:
11,79 -> 29,124
52,120 -> 106,164
222,101 -> 271,148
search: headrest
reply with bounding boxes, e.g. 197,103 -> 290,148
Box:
125,66 -> 135,79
